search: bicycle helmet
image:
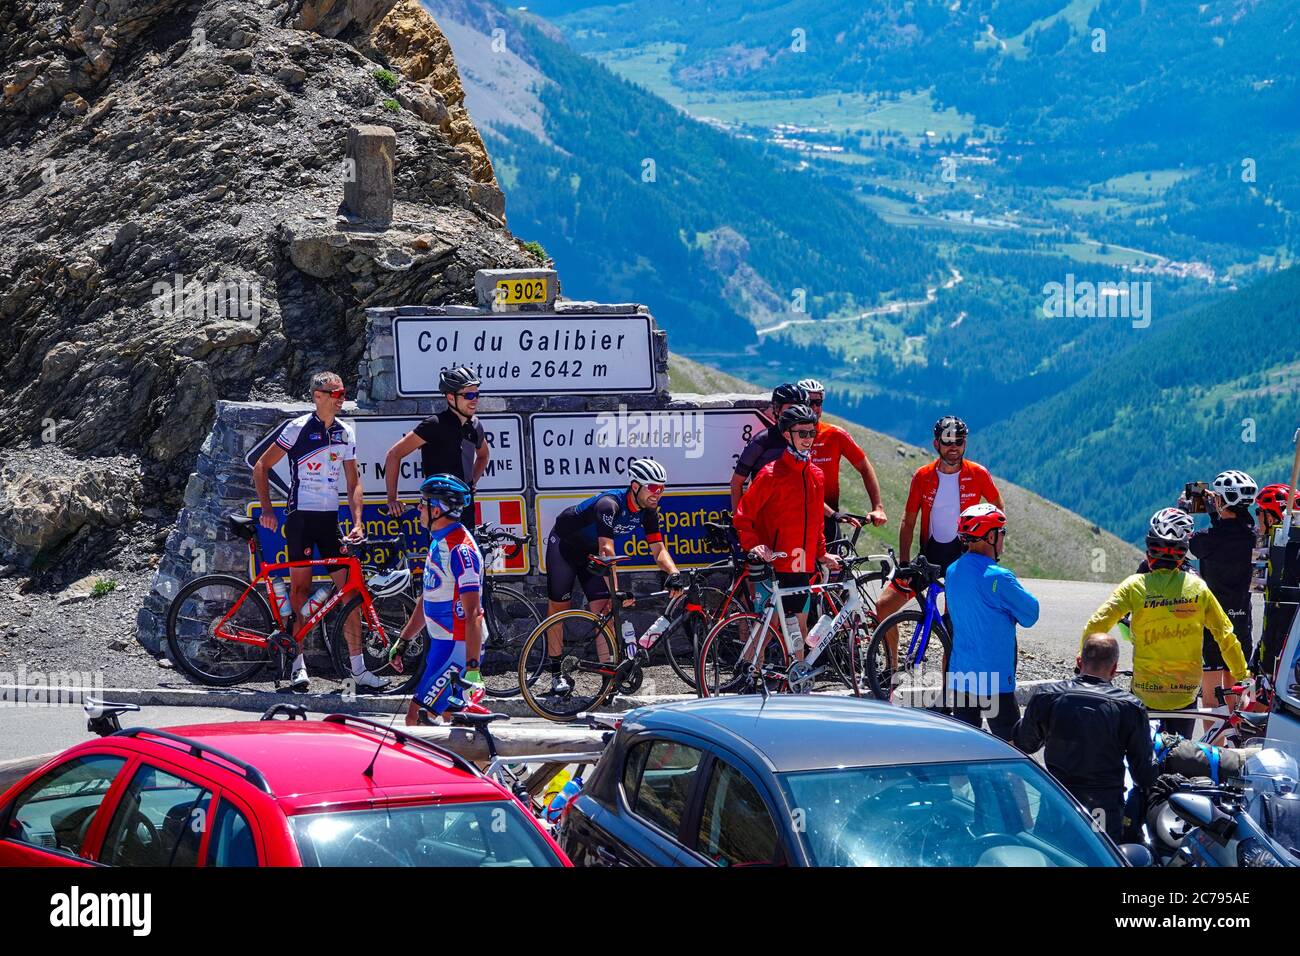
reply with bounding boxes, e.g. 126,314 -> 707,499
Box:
777,404 -> 818,433
771,382 -> 808,407
958,503 -> 1006,542
419,473 -> 471,518
934,415 -> 968,442
1256,484 -> 1300,523
439,365 -> 481,394
627,457 -> 667,485
1212,470 -> 1257,507
1146,507 -> 1194,563
796,377 -> 825,394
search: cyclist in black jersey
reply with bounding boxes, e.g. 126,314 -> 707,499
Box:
543,458 -> 682,695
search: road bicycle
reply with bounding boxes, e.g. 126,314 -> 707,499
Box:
695,553 -> 889,697
165,514 -> 420,689
469,524 -> 546,698
514,556 -> 723,722
863,554 -> 952,703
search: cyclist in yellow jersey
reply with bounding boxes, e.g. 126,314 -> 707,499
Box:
1082,508 -> 1248,738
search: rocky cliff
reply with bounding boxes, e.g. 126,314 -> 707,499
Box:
0,0 -> 535,576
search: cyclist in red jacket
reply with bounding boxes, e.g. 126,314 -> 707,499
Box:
734,404 -> 842,652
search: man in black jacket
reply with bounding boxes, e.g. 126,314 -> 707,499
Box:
1014,634 -> 1158,841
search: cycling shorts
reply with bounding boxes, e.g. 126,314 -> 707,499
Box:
545,533 -> 612,604
412,638 -> 466,716
754,571 -> 813,616
284,510 -> 344,567
1203,606 -> 1253,670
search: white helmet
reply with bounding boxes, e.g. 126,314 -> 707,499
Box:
1213,470 -> 1257,507
796,377 -> 825,393
1148,507 -> 1194,546
628,458 -> 667,485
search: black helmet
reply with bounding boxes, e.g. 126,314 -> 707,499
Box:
778,404 -> 817,433
771,382 -> 808,407
934,415 -> 968,442
439,365 -> 481,395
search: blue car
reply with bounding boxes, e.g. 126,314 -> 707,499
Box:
560,696 -> 1136,867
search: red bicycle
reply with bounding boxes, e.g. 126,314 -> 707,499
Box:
165,514 -> 423,689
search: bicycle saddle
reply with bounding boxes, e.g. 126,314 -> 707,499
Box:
84,697 -> 141,737
586,554 -> 634,574
448,712 -> 510,728
228,514 -> 258,540
368,569 -> 411,597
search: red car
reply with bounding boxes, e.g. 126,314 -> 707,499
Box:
0,705 -> 570,867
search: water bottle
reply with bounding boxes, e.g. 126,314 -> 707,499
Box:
621,619 -> 637,655
303,584 -> 332,619
638,615 -> 671,650
545,775 -> 584,824
806,614 -> 834,649
270,579 -> 291,619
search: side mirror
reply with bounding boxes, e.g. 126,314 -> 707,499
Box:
1118,843 -> 1153,867
1169,793 -> 1235,844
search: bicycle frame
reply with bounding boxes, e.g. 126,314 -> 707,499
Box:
900,579 -> 946,666
740,573 -> 864,678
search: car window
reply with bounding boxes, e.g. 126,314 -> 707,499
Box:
627,740 -> 703,839
100,764 -> 210,867
697,760 -> 782,866
206,800 -> 258,867
4,754 -> 126,858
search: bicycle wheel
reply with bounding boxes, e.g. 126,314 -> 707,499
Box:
695,612 -> 790,698
517,610 -> 620,722
330,592 -> 422,693
864,609 -> 950,705
166,575 -> 272,686
480,584 -> 545,698
659,586 -> 726,690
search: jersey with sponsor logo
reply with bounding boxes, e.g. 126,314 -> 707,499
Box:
904,459 -> 999,546
810,421 -> 867,510
551,488 -> 662,552
422,522 -> 483,642
275,413 -> 357,513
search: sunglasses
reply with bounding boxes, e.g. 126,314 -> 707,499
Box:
457,391 -> 480,401
792,428 -> 817,439
643,483 -> 666,494
808,399 -> 823,407
316,387 -> 346,399
939,438 -> 966,447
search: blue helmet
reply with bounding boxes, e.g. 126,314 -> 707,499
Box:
419,473 -> 471,518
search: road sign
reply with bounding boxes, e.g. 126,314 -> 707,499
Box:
534,490 -> 733,572
530,408 -> 768,491
244,413 -> 525,498
392,314 -> 655,396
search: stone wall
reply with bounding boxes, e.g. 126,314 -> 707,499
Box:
139,294 -> 767,657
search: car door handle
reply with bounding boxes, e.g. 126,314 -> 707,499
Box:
595,845 -> 621,865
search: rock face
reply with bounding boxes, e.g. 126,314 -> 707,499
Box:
0,0 -> 530,569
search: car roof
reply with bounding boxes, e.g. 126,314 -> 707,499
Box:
622,696 -> 1023,773
144,719 -> 503,809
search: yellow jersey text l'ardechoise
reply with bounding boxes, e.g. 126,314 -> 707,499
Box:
1082,569 -> 1248,711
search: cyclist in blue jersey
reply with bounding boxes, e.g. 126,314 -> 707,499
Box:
543,458 -> 682,695
252,371 -> 386,692
392,474 -> 489,725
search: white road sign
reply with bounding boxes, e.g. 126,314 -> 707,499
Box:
392,314 -> 656,396
530,408 -> 770,491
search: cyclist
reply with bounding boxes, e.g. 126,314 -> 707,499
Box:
796,377 -> 887,545
873,415 -> 1002,658
396,474 -> 489,725
252,371 -> 386,693
1179,471 -> 1257,719
384,365 -> 489,522
944,503 -> 1039,739
1082,508 -> 1249,738
730,383 -> 809,510
1256,483 -> 1300,677
543,458 -> 682,694
733,404 -> 842,655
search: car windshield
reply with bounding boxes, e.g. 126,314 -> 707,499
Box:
1239,737 -> 1300,857
290,801 -> 561,867
780,759 -> 1121,867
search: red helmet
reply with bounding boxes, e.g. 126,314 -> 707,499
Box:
1256,484 -> 1300,522
958,503 -> 1006,541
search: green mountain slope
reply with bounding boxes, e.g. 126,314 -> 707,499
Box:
669,354 -> 1143,581
422,0 -> 940,350
980,266 -> 1300,542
